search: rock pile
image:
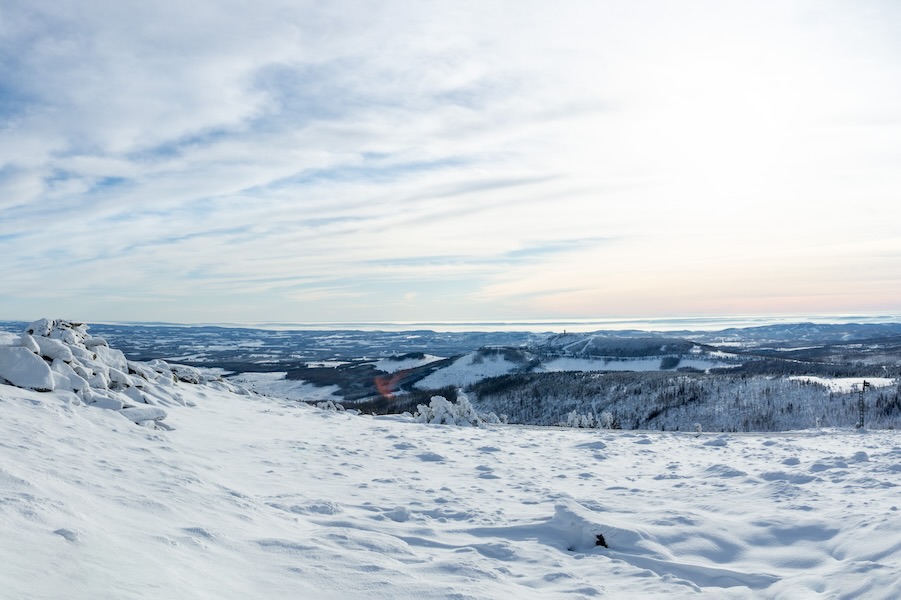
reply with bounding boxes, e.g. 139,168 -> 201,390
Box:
0,319 -> 246,428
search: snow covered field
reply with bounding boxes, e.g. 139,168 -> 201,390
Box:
4,381 -> 901,598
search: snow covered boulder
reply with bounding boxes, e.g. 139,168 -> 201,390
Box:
84,337 -> 109,349
1,318 -> 246,429
24,318 -> 53,337
94,345 -> 128,372
170,364 -> 202,384
18,333 -> 41,354
0,346 -> 55,392
119,406 -> 167,423
33,335 -> 74,362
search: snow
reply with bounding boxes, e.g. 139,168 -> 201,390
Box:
228,371 -> 342,402
3,320 -> 901,598
541,356 -> 735,373
415,352 -> 521,389
0,346 -> 55,391
789,376 -> 897,393
3,381 -> 901,599
372,354 -> 444,373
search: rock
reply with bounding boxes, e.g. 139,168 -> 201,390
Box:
47,321 -> 88,346
119,406 -> 167,422
171,364 -> 202,384
94,345 -> 128,372
25,318 -> 52,337
108,367 -> 133,389
73,365 -> 93,380
84,337 -> 109,349
18,333 -> 41,354
88,372 -> 110,390
33,336 -> 74,362
123,386 -> 150,405
69,345 -> 95,361
85,393 -> 125,410
0,346 -> 55,392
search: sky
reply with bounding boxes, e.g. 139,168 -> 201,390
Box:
2,0 -> 901,325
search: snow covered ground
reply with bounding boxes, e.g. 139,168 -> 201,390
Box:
3,320 -> 901,598
4,381 -> 901,598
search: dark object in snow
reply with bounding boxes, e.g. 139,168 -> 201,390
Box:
595,534 -> 608,548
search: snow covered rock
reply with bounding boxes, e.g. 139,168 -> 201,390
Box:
119,406 -> 167,423
33,335 -> 74,362
94,345 -> 128,372
0,346 -> 55,391
84,337 -> 109,349
0,318 -> 248,429
24,318 -> 53,337
18,333 -> 41,354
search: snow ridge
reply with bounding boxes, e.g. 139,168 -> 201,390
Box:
0,319 -> 244,428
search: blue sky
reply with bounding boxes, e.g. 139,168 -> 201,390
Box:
2,0 -> 901,324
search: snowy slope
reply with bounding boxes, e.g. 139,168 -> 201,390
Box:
3,322 -> 901,598
4,386 -> 901,597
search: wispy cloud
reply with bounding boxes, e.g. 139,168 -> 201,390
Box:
3,1 -> 901,323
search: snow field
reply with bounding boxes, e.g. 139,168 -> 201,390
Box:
415,351 -> 521,389
372,354 -> 445,373
3,378 -> 901,599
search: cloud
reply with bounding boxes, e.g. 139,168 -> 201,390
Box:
2,1 -> 901,322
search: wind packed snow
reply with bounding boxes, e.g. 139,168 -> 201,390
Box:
2,321 -> 901,598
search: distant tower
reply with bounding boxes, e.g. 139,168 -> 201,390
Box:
856,380 -> 871,428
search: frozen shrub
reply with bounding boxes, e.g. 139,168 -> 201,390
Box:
561,410 -> 596,428
415,393 -> 505,426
